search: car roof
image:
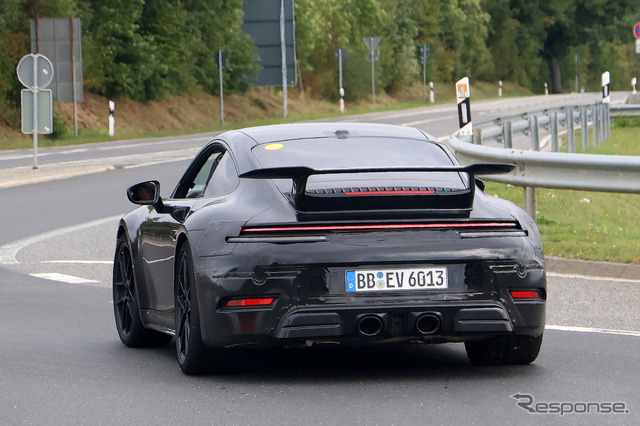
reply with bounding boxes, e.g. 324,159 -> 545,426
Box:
234,122 -> 434,144
211,123 -> 441,175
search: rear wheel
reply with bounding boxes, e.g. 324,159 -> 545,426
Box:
465,334 -> 543,365
113,235 -> 171,347
175,242 -> 211,375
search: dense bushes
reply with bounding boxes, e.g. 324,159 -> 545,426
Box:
1,0 -> 639,126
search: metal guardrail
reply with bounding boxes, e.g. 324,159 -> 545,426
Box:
449,101 -> 640,220
470,102 -> 614,152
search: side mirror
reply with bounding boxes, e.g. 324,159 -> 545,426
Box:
127,181 -> 161,205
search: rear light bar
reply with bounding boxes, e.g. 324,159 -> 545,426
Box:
224,297 -> 275,307
241,222 -> 518,234
510,290 -> 542,299
344,190 -> 436,196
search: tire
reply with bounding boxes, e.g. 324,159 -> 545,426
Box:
465,334 -> 543,366
175,242 -> 211,375
113,234 -> 172,347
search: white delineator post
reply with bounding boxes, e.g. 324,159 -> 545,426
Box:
429,81 -> 435,103
544,82 -> 549,95
455,77 -> 472,137
108,101 -> 115,137
602,71 -> 610,103
633,77 -> 637,95
499,80 -> 503,97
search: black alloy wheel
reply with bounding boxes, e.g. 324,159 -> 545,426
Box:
113,234 -> 171,347
175,242 -> 210,375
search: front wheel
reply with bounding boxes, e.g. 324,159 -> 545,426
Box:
113,234 -> 172,347
465,334 -> 543,366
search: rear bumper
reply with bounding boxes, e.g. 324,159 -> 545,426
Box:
195,269 -> 546,348
193,231 -> 546,348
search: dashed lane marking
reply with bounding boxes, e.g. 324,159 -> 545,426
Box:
41,260 -> 113,264
30,272 -> 99,284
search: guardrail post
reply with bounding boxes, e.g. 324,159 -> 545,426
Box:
600,104 -> 606,143
523,187 -> 537,222
551,112 -> 559,152
593,105 -> 600,147
531,116 -> 540,151
581,106 -> 588,151
567,108 -> 575,153
605,104 -> 610,141
473,128 -> 482,145
503,121 -> 512,148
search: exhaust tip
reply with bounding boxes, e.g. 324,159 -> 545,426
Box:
357,315 -> 384,336
416,313 -> 441,335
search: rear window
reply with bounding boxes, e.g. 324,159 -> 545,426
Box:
251,137 -> 467,193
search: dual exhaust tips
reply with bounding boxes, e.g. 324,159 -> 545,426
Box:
356,313 -> 441,337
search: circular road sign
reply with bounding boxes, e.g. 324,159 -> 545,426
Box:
17,54 -> 54,89
634,22 -> 640,40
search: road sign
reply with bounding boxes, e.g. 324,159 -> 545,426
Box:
21,89 -> 53,134
456,77 -> 472,136
366,52 -> 380,62
215,50 -> 227,69
334,48 -> 347,60
634,22 -> 640,39
242,0 -> 296,87
363,37 -> 380,52
363,37 -> 381,106
17,54 -> 54,88
421,44 -> 430,64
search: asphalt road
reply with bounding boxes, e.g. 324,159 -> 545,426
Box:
1,93 -> 638,424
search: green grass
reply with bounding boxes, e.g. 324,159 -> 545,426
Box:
485,124 -> 640,264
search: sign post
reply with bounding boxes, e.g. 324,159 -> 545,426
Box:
455,77 -> 472,136
215,50 -> 227,124
421,44 -> 430,102
334,48 -> 346,112
363,37 -> 380,106
17,53 -> 54,169
602,71 -> 610,103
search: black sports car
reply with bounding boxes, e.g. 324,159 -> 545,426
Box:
113,123 -> 546,374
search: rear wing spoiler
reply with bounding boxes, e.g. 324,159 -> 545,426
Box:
240,163 -> 515,194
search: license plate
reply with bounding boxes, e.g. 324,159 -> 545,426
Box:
345,267 -> 448,292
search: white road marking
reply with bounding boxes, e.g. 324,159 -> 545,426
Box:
30,272 -> 99,284
546,324 -> 640,337
547,272 -> 640,284
0,215 -> 122,265
41,260 -> 113,265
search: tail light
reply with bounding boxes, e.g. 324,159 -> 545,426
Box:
224,297 -> 275,307
510,290 -> 543,300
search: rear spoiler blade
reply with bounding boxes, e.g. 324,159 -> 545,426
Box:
239,163 -> 515,180
239,164 -> 515,210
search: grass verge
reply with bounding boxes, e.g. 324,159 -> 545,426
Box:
484,122 -> 640,264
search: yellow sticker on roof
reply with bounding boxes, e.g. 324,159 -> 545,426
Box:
264,143 -> 284,150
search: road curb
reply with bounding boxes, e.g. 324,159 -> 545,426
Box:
0,164 -> 114,189
546,256 -> 640,281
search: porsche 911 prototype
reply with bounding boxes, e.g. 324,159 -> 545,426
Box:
112,123 -> 546,374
